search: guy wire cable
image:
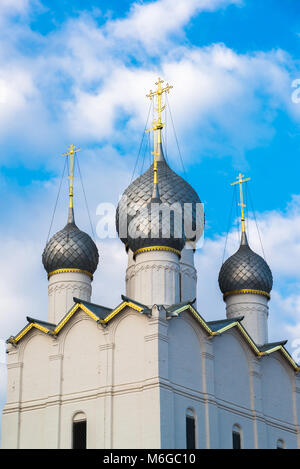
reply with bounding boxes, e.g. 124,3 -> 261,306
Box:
234,182 -> 240,244
248,183 -> 267,260
221,183 -> 236,265
76,153 -> 96,242
130,99 -> 153,183
46,156 -> 67,244
166,93 -> 187,178
245,181 -> 249,242
141,131 -> 150,174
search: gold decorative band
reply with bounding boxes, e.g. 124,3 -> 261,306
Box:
134,246 -> 181,257
223,289 -> 270,300
48,268 -> 93,280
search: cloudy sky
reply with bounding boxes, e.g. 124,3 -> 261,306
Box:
1,0 -> 300,435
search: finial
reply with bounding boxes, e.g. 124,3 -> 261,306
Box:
62,144 -> 81,223
151,157 -> 160,201
231,172 -> 250,234
146,77 -> 173,162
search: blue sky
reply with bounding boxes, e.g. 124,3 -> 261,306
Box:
1,0 -> 300,227
1,0 -> 300,437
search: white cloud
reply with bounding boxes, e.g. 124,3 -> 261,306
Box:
111,0 -> 242,52
0,0 -> 296,167
0,0 -> 31,16
0,66 -> 37,130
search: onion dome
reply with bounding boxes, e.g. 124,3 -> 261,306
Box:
126,158 -> 186,256
218,231 -> 273,298
116,144 -> 203,251
42,207 -> 99,277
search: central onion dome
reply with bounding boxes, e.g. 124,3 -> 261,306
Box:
116,144 -> 203,253
42,207 -> 99,277
218,231 -> 273,297
125,155 -> 186,255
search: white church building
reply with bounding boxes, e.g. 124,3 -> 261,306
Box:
1,79 -> 300,450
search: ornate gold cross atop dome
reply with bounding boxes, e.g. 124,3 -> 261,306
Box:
62,144 -> 81,209
231,172 -> 250,233
146,77 -> 173,151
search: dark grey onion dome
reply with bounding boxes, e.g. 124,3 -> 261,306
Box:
218,231 -> 273,296
116,143 -> 203,248
127,178 -> 185,255
42,207 -> 99,276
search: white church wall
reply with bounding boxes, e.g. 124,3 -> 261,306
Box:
111,309 -> 161,448
213,330 -> 254,448
261,355 -> 294,423
19,408 -> 46,449
61,314 -> 103,395
214,330 -> 252,409
164,314 -> 206,449
113,312 -> 145,386
172,395 -> 206,449
21,334 -> 49,402
58,313 -> 107,448
264,424 -> 297,449
59,397 -> 105,449
2,344 -> 23,448
168,316 -> 202,390
215,410 -> 255,449
112,392 -> 144,448
260,354 -> 298,448
18,333 -> 49,448
2,305 -> 300,449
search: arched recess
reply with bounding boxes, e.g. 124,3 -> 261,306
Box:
113,311 -> 146,386
22,333 -> 49,402
214,330 -> 251,409
62,315 -> 103,395
261,355 -> 294,423
168,315 -> 203,390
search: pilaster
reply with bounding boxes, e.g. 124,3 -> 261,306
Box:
45,338 -> 63,449
201,338 -> 218,449
1,344 -> 22,448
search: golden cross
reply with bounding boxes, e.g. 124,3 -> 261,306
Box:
62,144 -> 81,209
231,172 -> 250,233
146,78 -> 173,185
146,77 -> 173,147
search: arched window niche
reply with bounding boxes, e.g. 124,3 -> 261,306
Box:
186,408 -> 197,449
72,412 -> 87,449
276,439 -> 286,449
232,424 -> 242,449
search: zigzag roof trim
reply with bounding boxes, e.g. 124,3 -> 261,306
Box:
7,298 -> 299,372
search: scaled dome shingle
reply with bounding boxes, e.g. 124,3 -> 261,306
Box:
42,211 -> 99,275
116,145 -> 203,248
126,183 -> 186,254
218,232 -> 273,295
